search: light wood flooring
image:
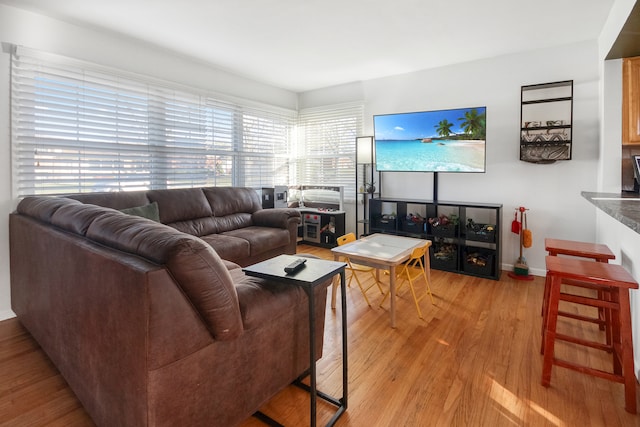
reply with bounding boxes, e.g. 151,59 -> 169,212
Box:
1,244 -> 638,426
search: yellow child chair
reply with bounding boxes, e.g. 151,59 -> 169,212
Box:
380,242 -> 434,319
336,233 -> 385,306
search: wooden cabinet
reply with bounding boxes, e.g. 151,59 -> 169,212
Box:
369,197 -> 502,280
622,58 -> 640,190
623,56 -> 640,145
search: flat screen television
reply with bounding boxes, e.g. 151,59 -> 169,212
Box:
373,106 -> 487,172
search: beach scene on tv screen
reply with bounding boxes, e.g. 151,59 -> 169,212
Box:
374,107 -> 486,172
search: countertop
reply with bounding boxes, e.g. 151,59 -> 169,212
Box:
581,191 -> 640,234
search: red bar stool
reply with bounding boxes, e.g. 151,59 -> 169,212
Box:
543,238 -> 615,336
542,255 -> 638,414
545,238 -> 615,262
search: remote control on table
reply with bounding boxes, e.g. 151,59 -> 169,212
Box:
284,258 -> 307,273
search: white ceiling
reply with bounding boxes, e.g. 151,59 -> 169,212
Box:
1,0 -> 615,92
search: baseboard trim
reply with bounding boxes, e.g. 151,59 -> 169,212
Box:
501,263 -> 545,277
0,310 -> 16,322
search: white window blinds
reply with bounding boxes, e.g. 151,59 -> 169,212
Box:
11,47 -> 296,196
297,104 -> 363,203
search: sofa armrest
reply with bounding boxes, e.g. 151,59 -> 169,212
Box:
83,214 -> 243,341
252,208 -> 301,229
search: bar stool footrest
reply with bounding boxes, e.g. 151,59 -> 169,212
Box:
555,332 -> 611,352
553,357 -> 626,384
557,310 -> 607,327
559,292 -> 618,310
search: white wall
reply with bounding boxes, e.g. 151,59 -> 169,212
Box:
597,0 -> 640,377
303,41 -> 602,276
0,5 -> 297,109
0,5 -> 298,320
597,0 -> 637,193
0,43 -> 10,321
600,59 -> 623,193
596,212 -> 640,377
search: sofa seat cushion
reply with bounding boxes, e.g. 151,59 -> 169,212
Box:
222,226 -> 291,257
229,267 -> 306,331
200,234 -> 251,261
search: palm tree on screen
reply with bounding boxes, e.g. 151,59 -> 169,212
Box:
435,119 -> 455,137
458,109 -> 486,139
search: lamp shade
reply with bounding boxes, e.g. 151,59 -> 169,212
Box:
356,136 -> 373,164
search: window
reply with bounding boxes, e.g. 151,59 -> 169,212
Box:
11,47 -> 295,196
297,104 -> 363,202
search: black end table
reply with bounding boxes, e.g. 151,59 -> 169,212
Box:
243,254 -> 347,427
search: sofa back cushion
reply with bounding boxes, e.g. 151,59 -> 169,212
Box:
203,187 -> 262,216
66,190 -> 150,210
145,187 -> 265,236
147,188 -> 212,223
146,188 -> 220,236
203,187 -> 262,233
16,196 -> 82,224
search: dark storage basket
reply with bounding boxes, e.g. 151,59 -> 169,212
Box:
462,246 -> 495,276
373,216 -> 397,231
465,224 -> 496,243
430,224 -> 457,238
430,244 -> 458,271
400,218 -> 426,234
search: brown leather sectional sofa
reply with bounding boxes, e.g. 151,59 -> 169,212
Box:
9,187 -> 329,426
67,186 -> 301,267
